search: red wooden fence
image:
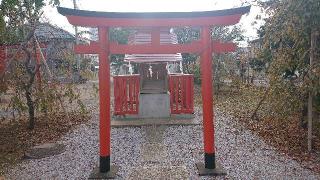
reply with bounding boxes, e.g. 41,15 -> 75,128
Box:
168,74 -> 194,114
113,75 -> 140,115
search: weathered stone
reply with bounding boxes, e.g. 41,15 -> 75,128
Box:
24,143 -> 65,159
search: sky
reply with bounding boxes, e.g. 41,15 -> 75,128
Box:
43,0 -> 264,43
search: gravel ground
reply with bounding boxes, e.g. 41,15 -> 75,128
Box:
4,107 -> 320,179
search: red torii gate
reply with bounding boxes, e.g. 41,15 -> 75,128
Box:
58,6 -> 250,178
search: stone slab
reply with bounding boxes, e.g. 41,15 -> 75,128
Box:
88,165 -> 119,179
196,162 -> 227,176
24,143 -> 65,159
139,93 -> 170,118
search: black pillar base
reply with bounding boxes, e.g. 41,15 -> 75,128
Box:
196,153 -> 226,176
205,153 -> 216,169
99,156 -> 110,173
88,156 -> 119,179
88,165 -> 119,179
196,162 -> 226,176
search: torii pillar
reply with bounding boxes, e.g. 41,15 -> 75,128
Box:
196,26 -> 229,175
89,27 -> 119,179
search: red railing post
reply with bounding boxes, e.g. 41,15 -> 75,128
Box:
190,76 -> 194,113
113,77 -> 117,114
135,76 -> 140,113
175,76 -> 179,112
169,76 -> 173,113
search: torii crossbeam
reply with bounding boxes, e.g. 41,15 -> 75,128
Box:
58,5 -> 250,178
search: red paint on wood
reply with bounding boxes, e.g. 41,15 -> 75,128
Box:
200,27 -> 215,154
169,76 -> 174,111
98,27 -> 110,157
151,28 -> 160,46
190,78 -> 194,110
185,77 -> 190,110
74,42 -> 100,54
110,41 -> 203,54
212,40 -> 236,53
113,75 -> 140,115
168,74 -> 194,114
75,40 -> 237,55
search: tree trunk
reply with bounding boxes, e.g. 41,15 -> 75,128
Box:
25,87 -> 35,129
307,29 -> 317,152
251,70 -> 254,84
251,87 -> 270,120
240,64 -> 244,83
247,64 -> 250,84
307,92 -> 313,152
73,0 -> 81,73
23,47 -> 37,130
300,98 -> 308,128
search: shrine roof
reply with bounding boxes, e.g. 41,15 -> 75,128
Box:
57,6 -> 250,27
58,6 -> 250,19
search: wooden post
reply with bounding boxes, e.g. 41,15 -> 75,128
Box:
73,0 -> 80,71
98,27 -> 111,172
308,29 -> 317,152
200,26 -> 215,169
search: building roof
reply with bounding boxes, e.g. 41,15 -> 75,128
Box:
35,23 -> 75,42
0,23 -> 76,46
124,29 -> 182,63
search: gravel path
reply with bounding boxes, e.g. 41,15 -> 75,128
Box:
4,108 -> 320,179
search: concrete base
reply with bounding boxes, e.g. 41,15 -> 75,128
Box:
111,117 -> 200,127
113,113 -> 194,121
196,162 -> 226,176
88,165 -> 119,179
139,93 -> 170,118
